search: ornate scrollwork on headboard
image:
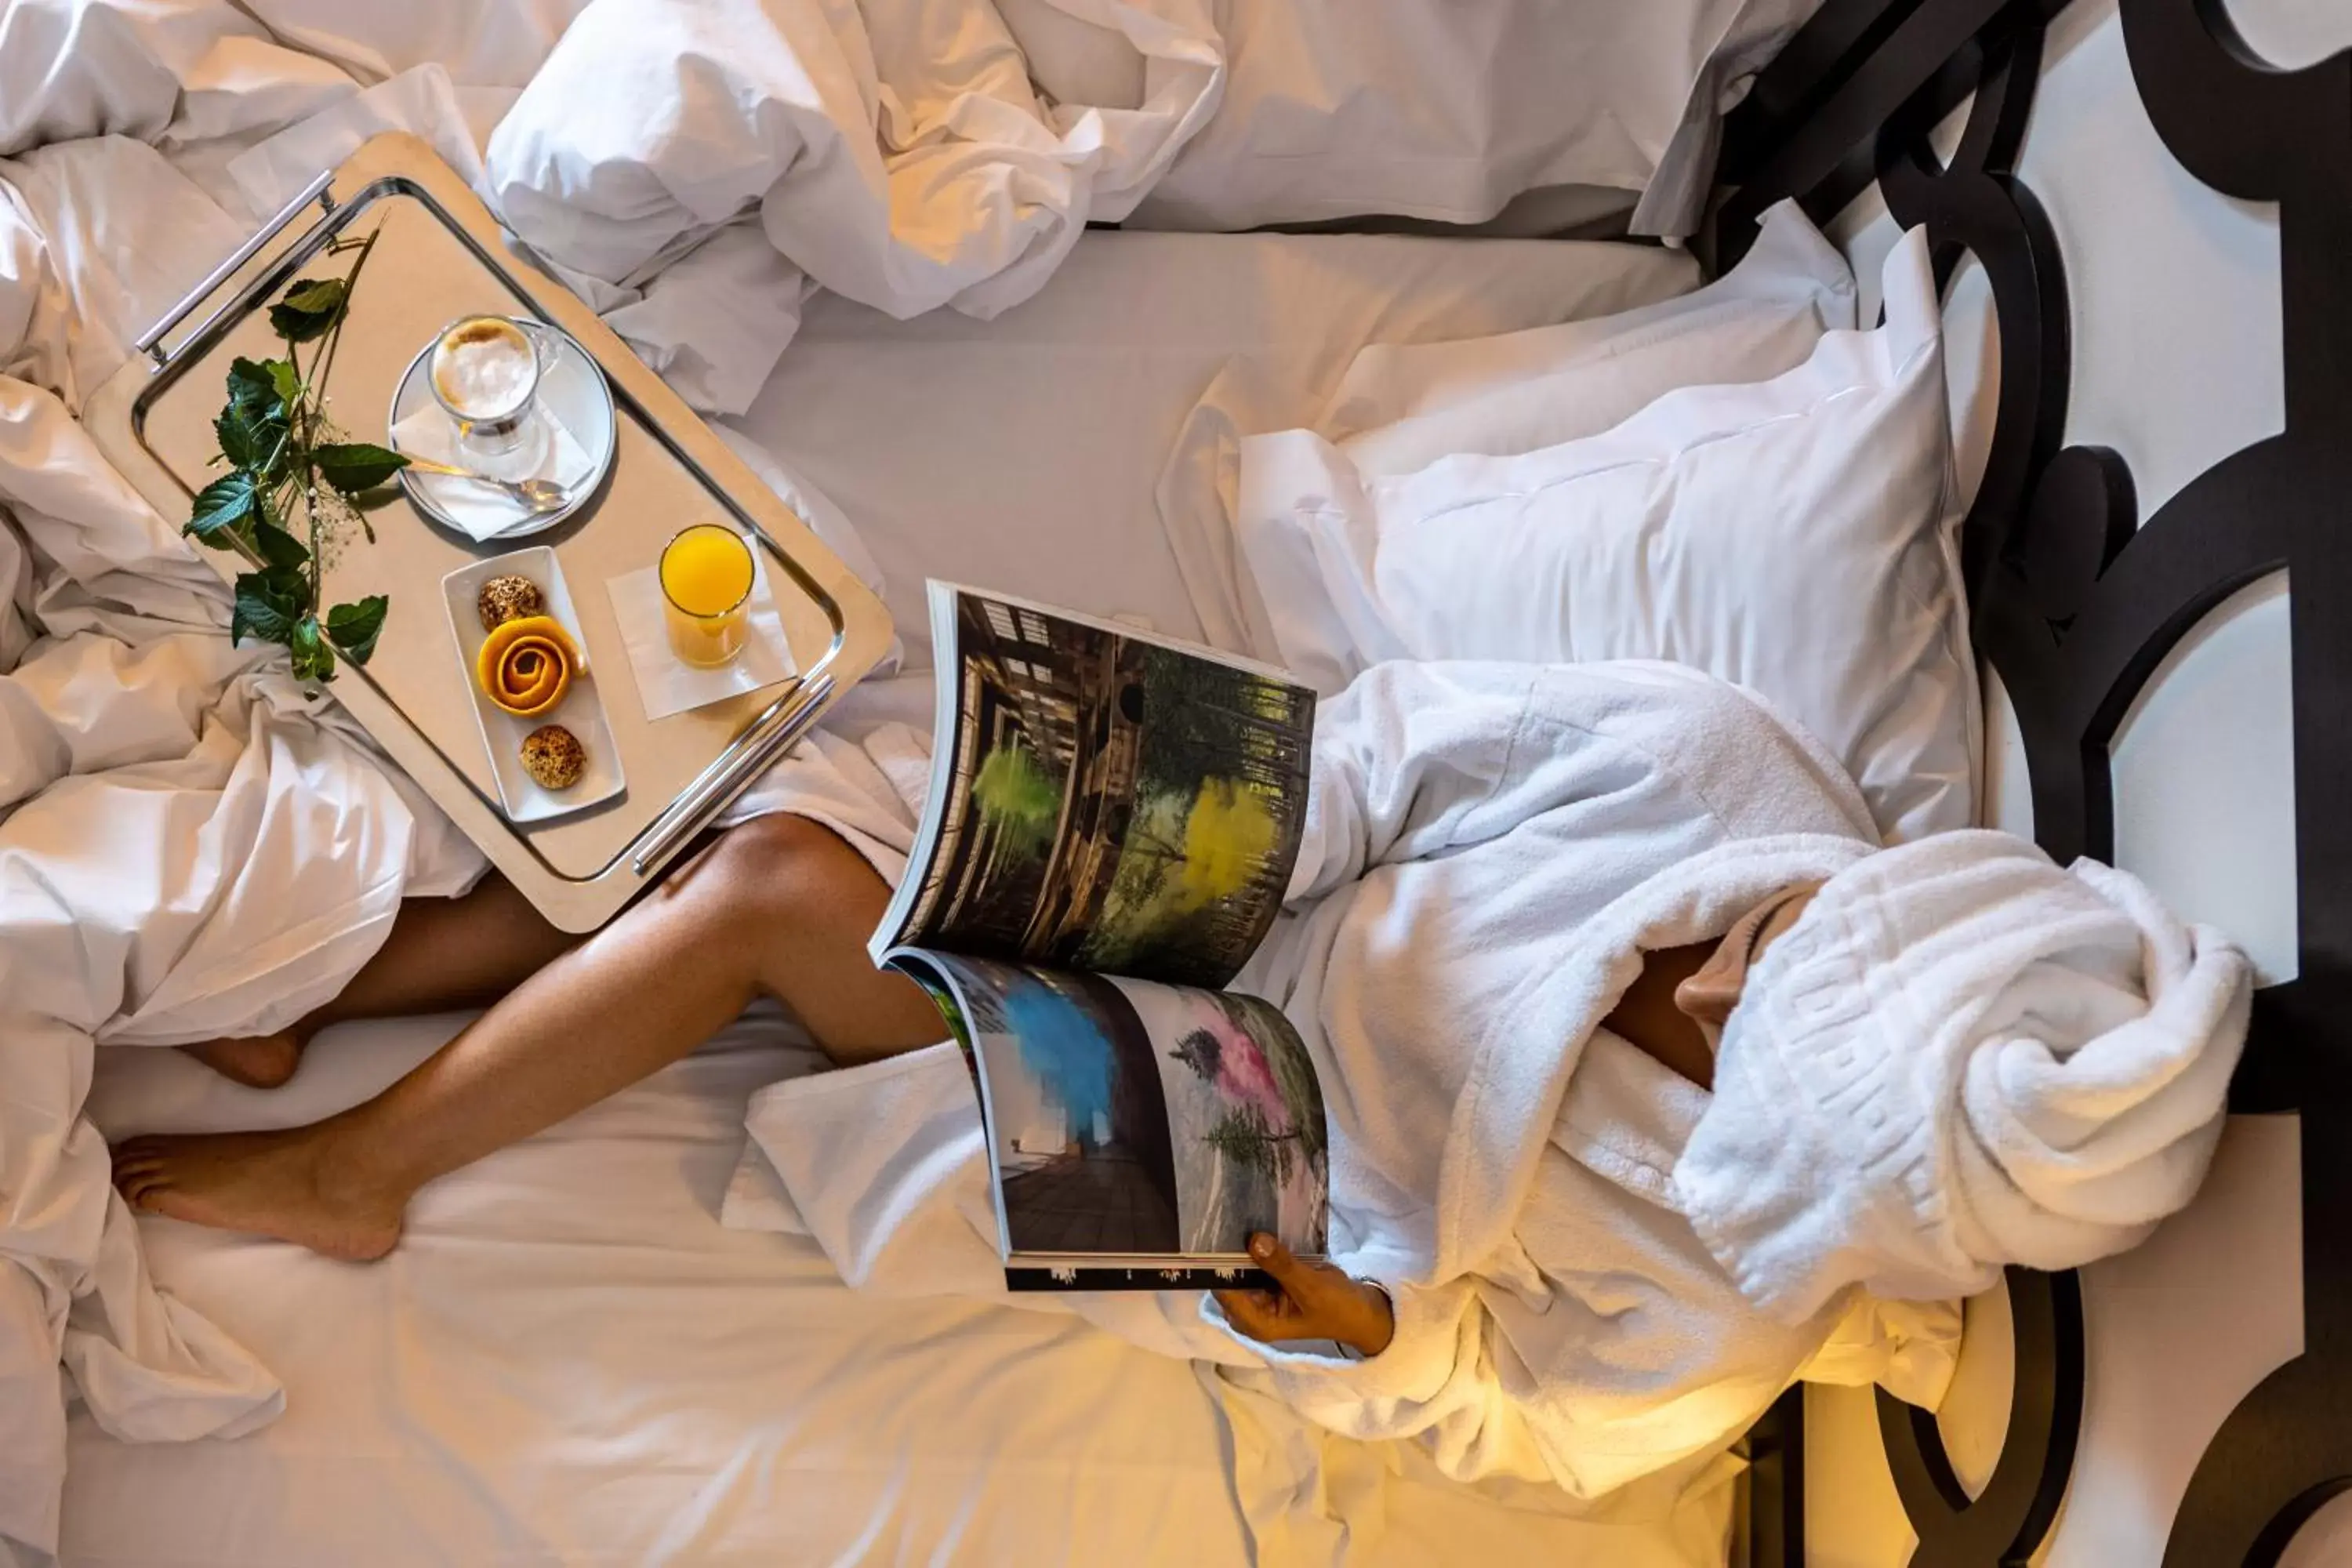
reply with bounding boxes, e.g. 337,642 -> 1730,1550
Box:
2107,2 -> 2352,1562
1720,0 -> 2352,1562
1867,24 -> 2088,1568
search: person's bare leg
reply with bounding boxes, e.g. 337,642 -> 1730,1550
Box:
115,815 -> 942,1259
177,873 -> 581,1088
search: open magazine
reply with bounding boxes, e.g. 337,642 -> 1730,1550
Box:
869,583 -> 1327,1290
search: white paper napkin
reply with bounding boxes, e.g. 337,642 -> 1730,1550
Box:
390,403 -> 597,543
606,556 -> 797,720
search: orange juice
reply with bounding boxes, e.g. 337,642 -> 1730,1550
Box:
661,524 -> 755,666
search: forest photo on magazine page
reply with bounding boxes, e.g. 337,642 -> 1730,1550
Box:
897,591 -> 1314,990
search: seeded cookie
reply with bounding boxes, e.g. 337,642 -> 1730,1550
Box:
519,723 -> 586,789
477,574 -> 544,631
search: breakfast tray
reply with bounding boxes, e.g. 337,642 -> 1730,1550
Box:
82,134 -> 895,931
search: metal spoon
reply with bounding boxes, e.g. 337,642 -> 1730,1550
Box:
401,455 -> 570,515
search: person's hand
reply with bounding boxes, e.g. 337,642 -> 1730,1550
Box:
1214,1233 -> 1395,1356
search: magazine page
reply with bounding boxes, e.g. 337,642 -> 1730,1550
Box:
868,583 -> 1316,992
884,949 -> 1329,1280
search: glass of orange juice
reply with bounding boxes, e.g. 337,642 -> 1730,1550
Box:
660,524 -> 756,667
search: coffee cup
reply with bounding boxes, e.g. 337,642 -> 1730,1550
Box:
427,314 -> 564,466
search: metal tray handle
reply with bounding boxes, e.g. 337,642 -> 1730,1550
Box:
134,170 -> 338,369
628,673 -> 836,875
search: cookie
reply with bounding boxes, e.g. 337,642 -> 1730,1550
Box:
520,724 -> 586,789
477,574 -> 544,631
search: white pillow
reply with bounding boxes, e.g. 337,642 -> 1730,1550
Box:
1330,200 -> 1856,477
1238,226 -> 1974,842
1209,200 -> 1849,662
1125,0 -> 1814,238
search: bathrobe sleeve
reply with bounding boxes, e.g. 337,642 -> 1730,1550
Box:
1287,661 -> 1578,902
1202,1276 -> 1563,1486
1285,657 -> 1869,906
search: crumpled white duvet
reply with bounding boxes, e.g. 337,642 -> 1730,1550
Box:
0,124 -> 496,1551
0,0 -> 1806,1555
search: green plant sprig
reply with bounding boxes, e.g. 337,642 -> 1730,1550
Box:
185,227 -> 408,683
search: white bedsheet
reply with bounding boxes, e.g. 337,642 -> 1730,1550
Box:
74,1014 -> 1266,1566
71,1010 -> 1736,1566
735,228 -> 1694,683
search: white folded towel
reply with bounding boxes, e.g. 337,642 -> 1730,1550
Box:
1675,829 -> 2254,1320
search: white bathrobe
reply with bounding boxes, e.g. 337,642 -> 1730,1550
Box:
724,659 -> 1960,1498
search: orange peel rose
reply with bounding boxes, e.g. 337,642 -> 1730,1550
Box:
475,615 -> 576,717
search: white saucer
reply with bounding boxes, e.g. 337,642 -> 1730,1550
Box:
389,323 -> 616,539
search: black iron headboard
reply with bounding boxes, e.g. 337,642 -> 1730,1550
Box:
1711,1 -> 2352,1563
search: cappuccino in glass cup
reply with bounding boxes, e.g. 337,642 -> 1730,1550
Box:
428,314 -> 558,465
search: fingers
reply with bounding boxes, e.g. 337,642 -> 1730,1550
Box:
1219,1235 -> 1340,1348
1240,1233 -> 1392,1356
1249,1232 -> 1317,1296
1251,1232 -> 1351,1306
1213,1286 -> 1293,1344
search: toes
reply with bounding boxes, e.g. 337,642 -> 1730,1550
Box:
118,1171 -> 167,1209
111,1161 -> 162,1193
111,1142 -> 176,1206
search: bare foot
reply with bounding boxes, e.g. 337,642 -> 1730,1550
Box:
177,1030 -> 304,1090
112,1127 -> 405,1261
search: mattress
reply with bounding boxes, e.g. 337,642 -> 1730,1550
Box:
733,228 -> 1696,679
68,230 -> 1727,1568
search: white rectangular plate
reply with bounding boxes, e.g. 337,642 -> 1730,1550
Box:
441,546 -> 626,823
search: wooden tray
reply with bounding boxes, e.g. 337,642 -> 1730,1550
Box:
82,134 -> 895,931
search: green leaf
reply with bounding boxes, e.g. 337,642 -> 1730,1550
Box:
252,521 -> 310,571
215,405 -> 289,475
230,570 -> 300,647
269,276 -> 348,343
257,561 -> 309,607
283,277 -> 346,314
214,409 -> 259,470
212,263 -> 388,687
289,615 -> 336,683
225,358 -> 284,421
325,595 -> 389,665
255,418 -> 293,480
187,474 -> 256,543
314,441 -> 408,493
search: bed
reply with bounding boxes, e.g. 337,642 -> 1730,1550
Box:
6,0 -> 2340,1564
40,220 -> 1726,1566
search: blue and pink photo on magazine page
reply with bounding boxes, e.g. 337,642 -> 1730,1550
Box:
929,953 -> 1327,1259
1115,979 -> 1328,1257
